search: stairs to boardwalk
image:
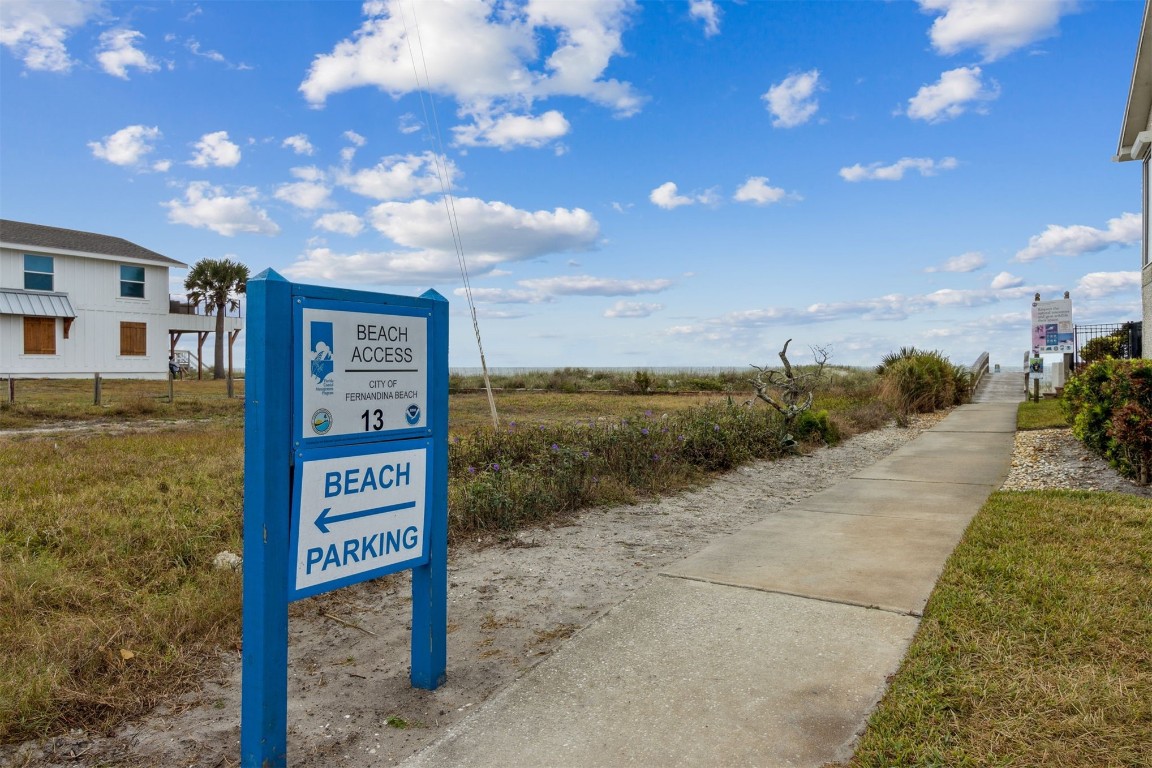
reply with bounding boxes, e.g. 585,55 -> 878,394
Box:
972,371 -> 1026,403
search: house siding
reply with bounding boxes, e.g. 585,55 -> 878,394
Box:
1,246 -> 174,378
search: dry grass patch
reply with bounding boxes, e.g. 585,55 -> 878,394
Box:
850,490 -> 1152,768
0,378 -> 244,430
0,424 -> 244,742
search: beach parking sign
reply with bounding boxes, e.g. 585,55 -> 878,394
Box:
242,272 -> 447,767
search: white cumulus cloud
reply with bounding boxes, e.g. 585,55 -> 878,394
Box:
733,177 -> 788,205
840,156 -> 959,182
453,110 -> 571,150
926,251 -> 986,273
649,181 -> 717,210
287,196 -> 600,284
763,69 -> 821,128
282,134 -> 315,155
338,152 -> 455,201
1014,212 -> 1141,262
274,180 -> 332,210
299,0 -> 642,150
906,66 -> 999,123
88,124 -> 164,169
918,0 -> 1076,62
689,0 -> 721,37
1074,271 -> 1141,299
314,212 -> 365,237
0,0 -> 99,73
990,271 -> 1023,289
164,181 -> 279,236
96,28 -> 158,79
190,131 -> 242,168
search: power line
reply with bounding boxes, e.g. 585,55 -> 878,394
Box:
399,0 -> 499,428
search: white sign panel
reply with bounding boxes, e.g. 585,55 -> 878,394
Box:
293,447 -> 428,595
1031,298 -> 1074,354
301,307 -> 428,439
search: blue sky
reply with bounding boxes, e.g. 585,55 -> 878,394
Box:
1,0 -> 1145,371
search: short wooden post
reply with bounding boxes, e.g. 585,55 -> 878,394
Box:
7,376 -> 14,403
94,373 -> 102,405
1032,377 -> 1040,404
169,372 -> 175,403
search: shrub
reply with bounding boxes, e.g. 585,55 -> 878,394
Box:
876,348 -> 971,414
1062,359 -> 1152,484
1080,332 -> 1125,364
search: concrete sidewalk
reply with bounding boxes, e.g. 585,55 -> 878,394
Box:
403,375 -> 1022,768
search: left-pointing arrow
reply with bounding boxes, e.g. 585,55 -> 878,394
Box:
315,501 -> 417,534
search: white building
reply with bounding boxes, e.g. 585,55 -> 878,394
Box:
1,219 -> 242,379
1116,0 -> 1152,357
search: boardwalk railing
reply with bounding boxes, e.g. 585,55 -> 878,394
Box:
970,352 -> 990,393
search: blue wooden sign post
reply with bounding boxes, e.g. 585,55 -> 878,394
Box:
241,269 -> 448,767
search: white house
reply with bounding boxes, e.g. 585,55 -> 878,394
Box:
0,219 -> 242,379
1116,0 -> 1152,357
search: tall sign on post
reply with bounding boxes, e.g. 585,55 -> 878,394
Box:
242,270 -> 448,767
1031,296 -> 1074,354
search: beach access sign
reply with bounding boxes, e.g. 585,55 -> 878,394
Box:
300,305 -> 428,440
242,272 -> 447,768
1031,298 -> 1074,354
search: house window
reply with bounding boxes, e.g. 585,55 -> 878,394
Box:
120,265 -> 146,298
24,254 -> 54,291
23,317 -> 56,354
120,321 -> 147,356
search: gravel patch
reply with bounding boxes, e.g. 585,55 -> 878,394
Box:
1003,428 -> 1152,497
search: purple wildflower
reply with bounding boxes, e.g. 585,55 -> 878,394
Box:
467,466 -> 476,474
641,428 -> 649,436
491,463 -> 500,471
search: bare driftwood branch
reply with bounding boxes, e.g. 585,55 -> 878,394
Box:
746,339 -> 830,425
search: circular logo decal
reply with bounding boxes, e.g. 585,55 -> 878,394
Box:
311,408 -> 333,434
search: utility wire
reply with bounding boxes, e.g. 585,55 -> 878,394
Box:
400,0 -> 500,429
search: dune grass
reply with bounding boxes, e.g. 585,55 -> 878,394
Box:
849,490 -> 1152,767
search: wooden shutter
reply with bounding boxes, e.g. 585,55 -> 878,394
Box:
23,317 -> 56,355
120,321 -> 147,356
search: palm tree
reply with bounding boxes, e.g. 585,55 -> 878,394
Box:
185,258 -> 249,379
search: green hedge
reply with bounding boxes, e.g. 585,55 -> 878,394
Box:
1062,359 -> 1152,485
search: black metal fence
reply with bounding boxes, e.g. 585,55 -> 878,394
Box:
1073,321 -> 1143,368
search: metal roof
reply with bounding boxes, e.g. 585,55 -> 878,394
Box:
0,289 -> 77,318
0,219 -> 185,267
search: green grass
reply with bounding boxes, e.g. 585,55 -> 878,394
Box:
1017,398 -> 1068,430
849,490 -> 1152,767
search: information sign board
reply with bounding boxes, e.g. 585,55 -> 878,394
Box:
1031,298 -> 1074,354
290,441 -> 430,600
298,301 -> 429,442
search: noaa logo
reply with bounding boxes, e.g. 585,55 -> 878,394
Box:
405,404 -> 421,425
311,408 -> 333,435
